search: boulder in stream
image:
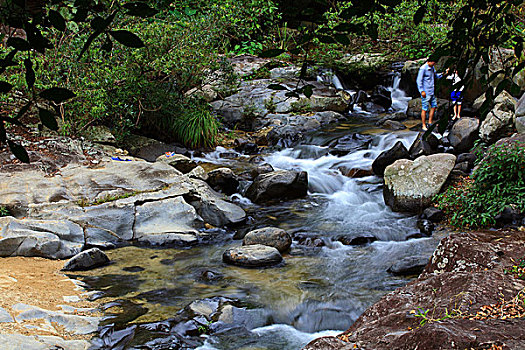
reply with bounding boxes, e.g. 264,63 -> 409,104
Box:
447,117 -> 480,153
245,170 -> 308,204
383,154 -> 456,212
62,248 -> 110,271
243,227 -> 292,253
372,141 -> 410,177
222,244 -> 283,267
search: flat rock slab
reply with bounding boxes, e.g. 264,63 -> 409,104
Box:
0,307 -> 14,323
0,334 -> 90,350
223,244 -> 283,268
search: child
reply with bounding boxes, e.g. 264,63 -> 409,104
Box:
447,69 -> 463,120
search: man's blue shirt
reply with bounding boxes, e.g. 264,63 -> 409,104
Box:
416,63 -> 442,96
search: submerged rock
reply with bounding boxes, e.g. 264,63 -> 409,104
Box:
243,227 -> 292,253
62,248 -> 110,271
222,244 -> 283,267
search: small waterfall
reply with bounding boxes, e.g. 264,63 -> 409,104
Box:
389,71 -> 411,113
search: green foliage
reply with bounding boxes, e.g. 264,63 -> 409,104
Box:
505,258 -> 525,280
435,142 -> 525,229
172,101 -> 219,149
0,206 -> 10,217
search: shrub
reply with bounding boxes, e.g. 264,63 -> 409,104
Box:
435,141 -> 525,228
171,100 -> 219,149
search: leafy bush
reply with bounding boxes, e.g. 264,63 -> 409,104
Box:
435,142 -> 525,228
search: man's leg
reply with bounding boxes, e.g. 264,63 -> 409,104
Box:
428,107 -> 435,125
421,109 -> 427,129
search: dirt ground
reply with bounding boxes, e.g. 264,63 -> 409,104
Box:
0,256 -> 99,338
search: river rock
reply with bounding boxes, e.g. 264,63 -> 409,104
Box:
326,230 -> 525,350
186,179 -> 246,227
328,133 -> 372,156
222,244 -> 283,267
156,153 -> 197,174
337,235 -> 377,246
0,334 -> 91,350
416,219 -> 434,236
383,154 -> 456,212
245,170 -> 308,203
447,117 -> 480,153
206,168 -> 239,195
408,132 -> 439,159
243,227 -> 292,253
0,217 -> 84,259
372,141 -> 410,176
422,207 -> 444,223
62,248 -> 110,271
456,153 -> 477,170
381,120 -> 406,130
187,165 -> 208,181
0,307 -> 13,323
387,256 -> 429,276
480,110 -> 516,144
134,197 -> 203,245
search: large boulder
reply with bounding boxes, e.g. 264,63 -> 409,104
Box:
245,170 -> 308,203
62,248 -> 110,271
186,179 -> 246,227
0,217 -> 84,259
206,168 -> 239,195
448,117 -> 480,153
243,227 -> 292,253
317,230 -> 525,350
134,197 -> 203,246
372,141 -> 410,176
383,154 -> 456,212
408,132 -> 439,159
516,93 -> 525,133
479,109 -> 516,143
222,244 -> 283,268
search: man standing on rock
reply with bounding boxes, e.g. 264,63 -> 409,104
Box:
416,55 -> 447,130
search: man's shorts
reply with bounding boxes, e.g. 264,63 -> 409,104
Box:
451,90 -> 463,105
421,94 -> 437,111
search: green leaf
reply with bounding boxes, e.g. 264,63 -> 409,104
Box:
78,32 -> 100,59
38,108 -> 58,130
49,10 -> 66,31
303,85 -> 313,98
513,60 -> 525,76
39,87 -> 76,103
123,2 -> 158,17
259,49 -> 285,58
101,37 -> 113,52
267,84 -> 288,90
413,6 -> 426,26
0,81 -> 12,93
184,7 -> 197,16
285,91 -> 300,98
6,37 -> 30,51
8,140 -> 29,163
90,16 -> 106,31
24,58 -> 35,89
109,30 -> 145,48
515,41 -> 523,59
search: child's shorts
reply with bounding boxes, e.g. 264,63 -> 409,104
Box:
451,91 -> 463,104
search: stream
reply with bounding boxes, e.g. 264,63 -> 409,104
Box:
75,72 -> 446,350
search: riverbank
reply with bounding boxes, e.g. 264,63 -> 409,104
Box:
0,256 -> 100,349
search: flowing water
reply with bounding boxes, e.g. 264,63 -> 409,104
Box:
74,71 -> 445,350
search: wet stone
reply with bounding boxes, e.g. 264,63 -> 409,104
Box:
62,248 -> 110,271
222,244 -> 283,268
243,227 -> 292,253
387,256 -> 429,276
122,266 -> 145,273
337,235 -> 377,246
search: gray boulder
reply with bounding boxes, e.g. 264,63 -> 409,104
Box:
480,109 -> 516,143
206,168 -> 239,195
243,227 -> 292,253
245,170 -> 308,203
186,179 -> 246,227
222,244 -> 283,267
383,154 -> 456,212
156,153 -> 198,174
134,197 -> 203,245
372,141 -> 410,176
62,248 -> 110,271
0,217 -> 84,259
448,117 -> 480,153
